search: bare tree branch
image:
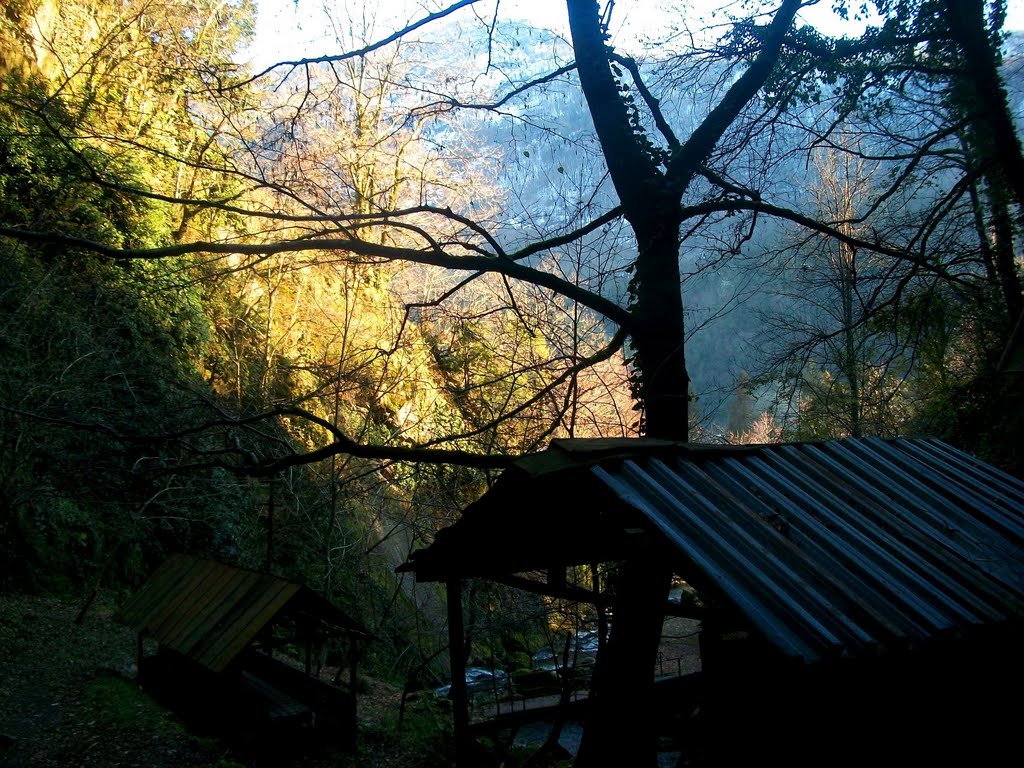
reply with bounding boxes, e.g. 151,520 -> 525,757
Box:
230,0 -> 485,90
0,226 -> 634,329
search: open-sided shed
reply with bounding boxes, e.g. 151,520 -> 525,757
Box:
400,436 -> 1024,766
114,554 -> 371,753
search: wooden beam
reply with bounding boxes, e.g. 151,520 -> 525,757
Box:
447,578 -> 471,766
547,565 -> 566,591
136,631 -> 145,685
488,571 -> 704,620
491,572 -> 613,606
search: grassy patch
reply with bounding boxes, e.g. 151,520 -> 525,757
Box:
77,672 -> 245,767
82,672 -> 188,734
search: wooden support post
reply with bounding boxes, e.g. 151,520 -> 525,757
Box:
136,632 -> 145,686
592,563 -> 608,653
447,578 -> 471,767
265,478 -> 275,572
348,637 -> 359,692
305,626 -> 313,677
548,564 -> 566,591
576,555 -> 672,768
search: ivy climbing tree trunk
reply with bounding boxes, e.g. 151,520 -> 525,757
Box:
565,0 -> 689,441
945,0 -> 1024,211
565,1 -> 803,764
943,0 -> 1024,325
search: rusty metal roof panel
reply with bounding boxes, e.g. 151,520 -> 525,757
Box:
697,458 -> 937,640
168,565 -> 255,655
113,554 -> 362,673
867,438 -> 1024,545
774,445 -> 1016,619
591,437 -> 1024,663
112,554 -> 188,630
729,452 -> 969,635
195,577 -> 298,672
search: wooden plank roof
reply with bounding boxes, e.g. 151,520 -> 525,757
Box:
114,554 -> 368,673
400,436 -> 1024,664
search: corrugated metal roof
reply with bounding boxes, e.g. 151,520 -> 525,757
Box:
114,554 -> 368,673
400,437 -> 1024,664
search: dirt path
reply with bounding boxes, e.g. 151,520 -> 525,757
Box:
0,592 -> 457,768
0,592 -> 225,768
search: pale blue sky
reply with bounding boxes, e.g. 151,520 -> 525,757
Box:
244,0 -> 1024,71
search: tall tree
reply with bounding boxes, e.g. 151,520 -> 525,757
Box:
566,3 -> 803,762
746,0 -> 1024,450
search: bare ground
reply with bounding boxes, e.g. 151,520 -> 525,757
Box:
0,592 -> 439,768
0,594 -> 702,768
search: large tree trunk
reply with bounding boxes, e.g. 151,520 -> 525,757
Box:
945,0 -> 1024,213
564,1 -> 801,764
574,556 -> 673,768
943,0 -> 1024,325
629,218 -> 690,439
987,190 -> 1024,325
566,4 -> 684,764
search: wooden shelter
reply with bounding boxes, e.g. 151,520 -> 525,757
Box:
114,554 -> 372,753
399,436 -> 1024,766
